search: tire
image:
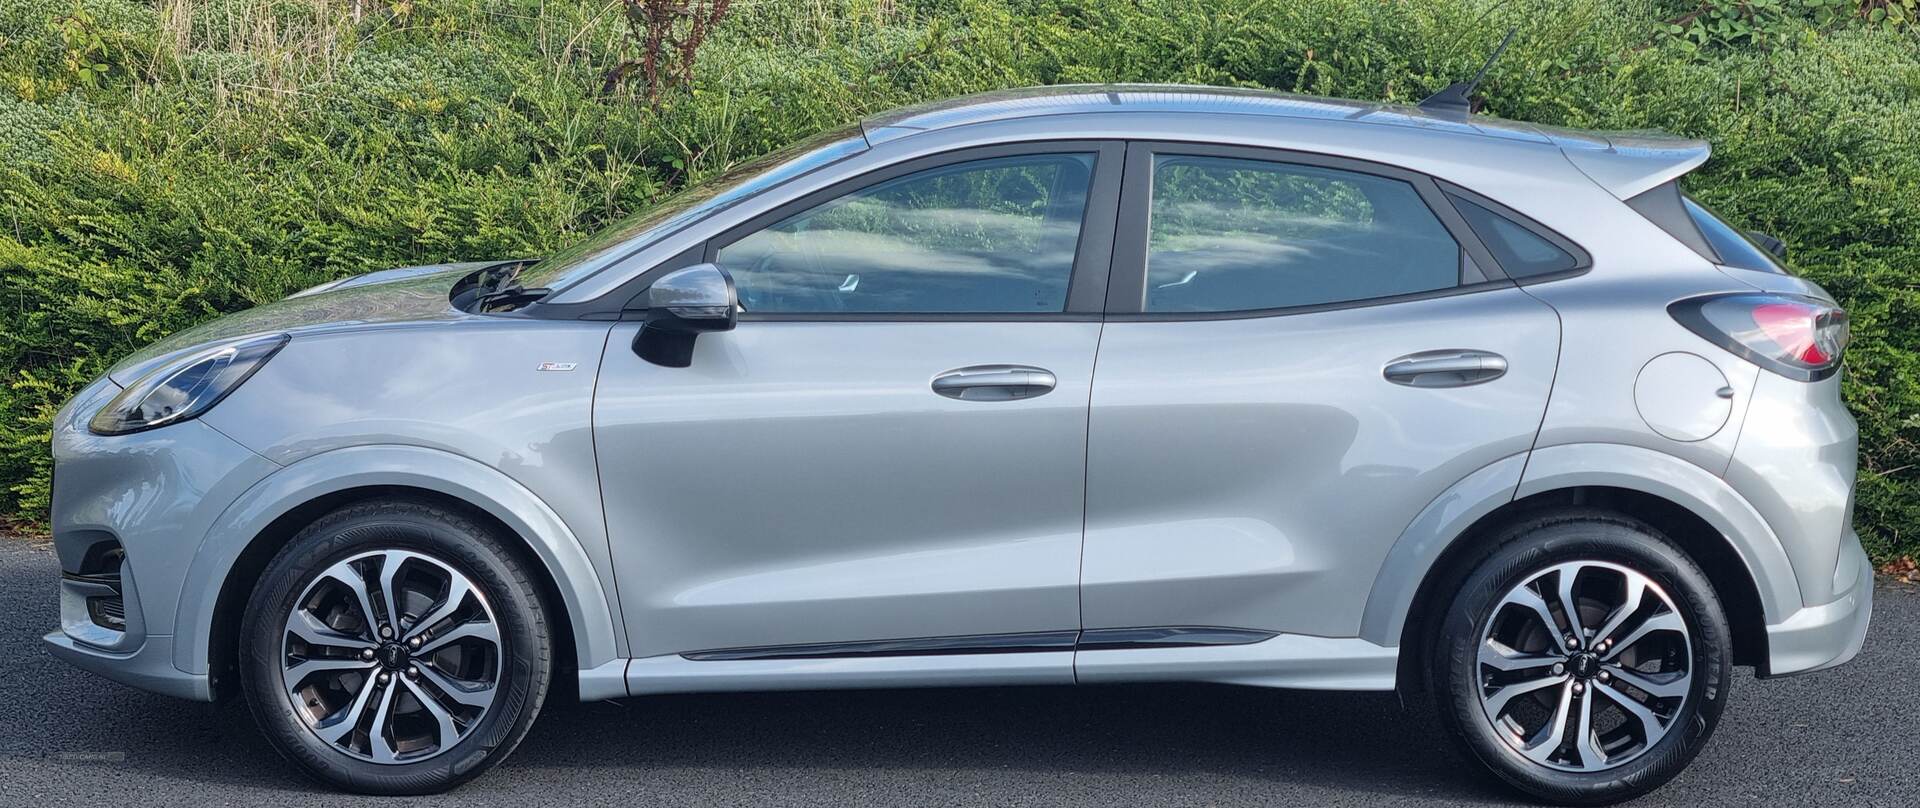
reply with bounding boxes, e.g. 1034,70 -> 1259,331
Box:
1429,509 -> 1731,806
239,498 -> 553,795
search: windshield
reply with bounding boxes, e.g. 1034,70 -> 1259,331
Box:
517,124 -> 870,291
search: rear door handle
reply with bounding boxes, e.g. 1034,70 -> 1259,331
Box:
931,365 -> 1057,401
1382,350 -> 1508,388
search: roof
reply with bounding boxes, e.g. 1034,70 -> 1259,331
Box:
861,85 -> 1709,199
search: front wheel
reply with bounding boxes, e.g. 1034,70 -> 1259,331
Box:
239,499 -> 553,794
1431,510 -> 1731,806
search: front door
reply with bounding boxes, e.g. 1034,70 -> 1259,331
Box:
595,143 -> 1122,659
1080,144 -> 1563,641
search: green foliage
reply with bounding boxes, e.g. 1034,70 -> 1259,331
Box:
0,0 -> 1916,560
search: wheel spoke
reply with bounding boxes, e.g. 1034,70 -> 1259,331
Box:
1596,680 -> 1670,744
1517,680 -> 1575,764
313,671 -> 382,745
283,657 -> 375,691
403,677 -> 463,752
416,661 -> 497,710
1554,565 -> 1586,642
404,575 -> 472,643
317,560 -> 381,639
365,680 -> 402,764
1479,640 -> 1559,674
1590,574 -> 1646,648
1496,586 -> 1569,654
377,550 -> 410,635
1572,685 -> 1606,769
1605,664 -> 1690,700
416,619 -> 500,657
288,609 -> 376,652
1601,611 -> 1685,661
1484,672 -> 1569,718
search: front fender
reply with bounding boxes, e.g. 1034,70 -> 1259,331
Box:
171,444 -> 623,677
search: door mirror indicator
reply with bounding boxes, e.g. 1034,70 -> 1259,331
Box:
635,263 -> 737,367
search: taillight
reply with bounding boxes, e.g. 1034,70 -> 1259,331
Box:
1669,293 -> 1849,381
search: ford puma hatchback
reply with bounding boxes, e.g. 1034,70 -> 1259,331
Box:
45,86 -> 1869,804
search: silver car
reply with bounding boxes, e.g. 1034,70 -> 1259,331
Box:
44,86 -> 1869,804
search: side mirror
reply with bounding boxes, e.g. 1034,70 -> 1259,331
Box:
634,263 -> 737,367
1745,230 -> 1788,261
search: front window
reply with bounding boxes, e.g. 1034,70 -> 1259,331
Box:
516,125 -> 870,291
714,153 -> 1096,314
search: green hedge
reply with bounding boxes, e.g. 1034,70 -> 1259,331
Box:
2,0 -> 1916,561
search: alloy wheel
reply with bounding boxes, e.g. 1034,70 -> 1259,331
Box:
1475,560 -> 1694,772
280,549 -> 502,764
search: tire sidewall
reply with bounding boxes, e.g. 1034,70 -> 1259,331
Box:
1434,514 -> 1731,805
239,502 -> 550,795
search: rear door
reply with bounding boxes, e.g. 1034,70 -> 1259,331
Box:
595,143 -> 1123,659
1080,143 -> 1564,640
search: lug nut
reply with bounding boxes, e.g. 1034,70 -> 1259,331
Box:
409,636 -> 423,649
360,648 -> 376,661
1598,670 -> 1611,683
1566,636 -> 1580,650
377,672 -> 391,684
406,666 -> 420,680
1572,681 -> 1585,694
379,625 -> 394,639
1552,662 -> 1566,676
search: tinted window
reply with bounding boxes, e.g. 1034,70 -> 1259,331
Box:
1683,196 -> 1787,274
1145,156 -> 1460,312
715,154 -> 1095,314
1448,195 -> 1580,278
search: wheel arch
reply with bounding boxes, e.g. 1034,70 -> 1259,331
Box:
1366,443 -> 1798,691
173,445 -> 623,696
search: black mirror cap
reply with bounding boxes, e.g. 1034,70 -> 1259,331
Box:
634,263 -> 738,367
1745,230 -> 1788,261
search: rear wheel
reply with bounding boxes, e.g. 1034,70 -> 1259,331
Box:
1431,510 -> 1731,805
239,499 -> 552,794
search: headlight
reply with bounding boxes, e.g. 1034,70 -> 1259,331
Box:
89,334 -> 289,435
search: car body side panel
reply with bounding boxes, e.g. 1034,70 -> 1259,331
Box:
170,444 -> 624,675
595,321 -> 1100,659
1081,287 -> 1559,639
1515,442 -> 1801,621
1356,452 -> 1529,646
199,319 -> 626,663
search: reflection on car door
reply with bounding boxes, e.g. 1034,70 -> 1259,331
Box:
595,143 -> 1122,660
1080,144 -> 1562,641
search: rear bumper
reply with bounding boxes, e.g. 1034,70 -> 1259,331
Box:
1761,534 -> 1873,678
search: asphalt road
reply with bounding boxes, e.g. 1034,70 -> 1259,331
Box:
2,539 -> 1913,807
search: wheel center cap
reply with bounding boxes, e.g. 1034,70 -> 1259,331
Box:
377,642 -> 410,670
1569,652 -> 1599,679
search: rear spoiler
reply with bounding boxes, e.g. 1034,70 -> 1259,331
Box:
1555,133 -> 1711,200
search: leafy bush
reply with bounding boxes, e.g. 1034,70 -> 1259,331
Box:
1,0 -> 1915,562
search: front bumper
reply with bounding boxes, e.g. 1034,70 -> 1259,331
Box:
42,631 -> 212,701
42,374 -> 278,702
1761,532 -> 1873,677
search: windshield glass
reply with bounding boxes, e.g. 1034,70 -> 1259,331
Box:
518,124 -> 870,291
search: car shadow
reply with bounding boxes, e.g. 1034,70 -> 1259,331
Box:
60,678 -> 1516,802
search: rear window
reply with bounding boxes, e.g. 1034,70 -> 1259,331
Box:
1682,196 -> 1788,274
1625,181 -> 1787,275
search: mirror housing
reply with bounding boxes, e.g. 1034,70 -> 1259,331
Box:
634,263 -> 737,367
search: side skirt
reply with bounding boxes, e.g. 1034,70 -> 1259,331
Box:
596,628 -> 1398,699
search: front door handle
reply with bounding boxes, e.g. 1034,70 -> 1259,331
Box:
1382,349 -> 1509,388
931,365 -> 1057,401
